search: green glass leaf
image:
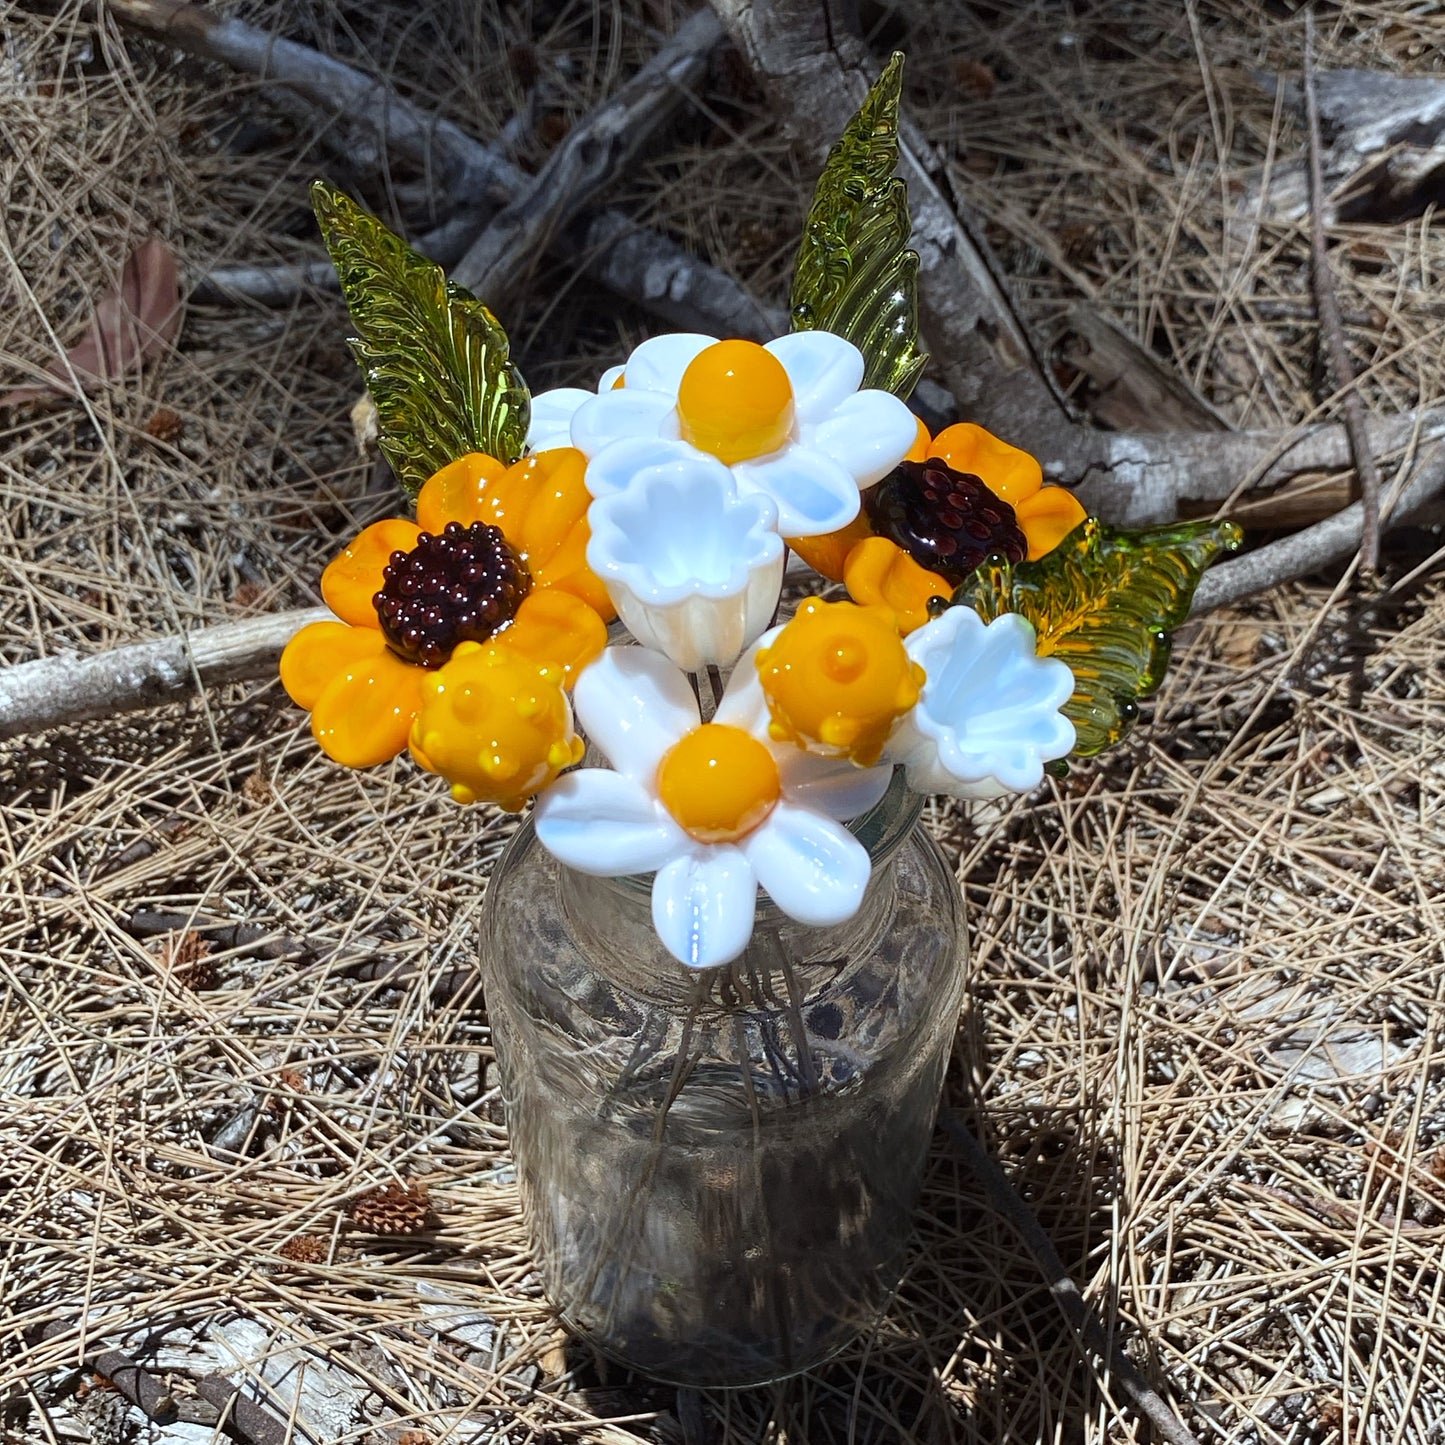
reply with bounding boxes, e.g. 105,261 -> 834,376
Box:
311,181 -> 530,494
789,52 -> 926,398
953,518 -> 1243,758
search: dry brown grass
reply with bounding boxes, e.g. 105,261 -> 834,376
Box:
2,1 -> 1444,1441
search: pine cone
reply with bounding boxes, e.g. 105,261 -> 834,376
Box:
144,407 -> 185,443
153,929 -> 219,991
278,1234 -> 328,1263
347,1179 -> 431,1235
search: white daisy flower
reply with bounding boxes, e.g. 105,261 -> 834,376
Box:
533,645 -> 894,969
526,330 -> 919,538
586,451 -> 785,672
887,607 -> 1076,798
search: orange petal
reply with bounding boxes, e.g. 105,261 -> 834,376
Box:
843,536 -> 950,636
1014,485 -> 1088,561
320,518 -> 421,628
928,422 -> 1042,505
904,415 -> 931,463
787,513 -> 874,584
416,452 -> 508,533
309,641 -> 427,768
497,588 -> 608,687
492,449 -> 591,562
280,620 -> 386,711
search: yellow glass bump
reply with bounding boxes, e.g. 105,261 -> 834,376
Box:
407,645 -> 581,811
755,597 -> 925,767
677,340 -> 795,465
656,723 -> 782,844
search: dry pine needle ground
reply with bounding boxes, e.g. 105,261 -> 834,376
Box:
1,2 -> 1444,1442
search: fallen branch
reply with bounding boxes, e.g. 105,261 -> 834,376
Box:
1191,437 -> 1445,615
941,1113 -> 1203,1445
0,608 -> 326,741
1304,15 -> 1381,575
101,0 -> 772,340
450,8 -> 723,310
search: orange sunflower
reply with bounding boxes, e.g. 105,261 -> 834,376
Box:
790,421 -> 1088,634
281,448 -> 610,768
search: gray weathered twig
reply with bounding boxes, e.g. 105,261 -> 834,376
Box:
0,608 -> 327,741
941,1114 -> 1204,1445
1191,437 -> 1445,615
1304,14 -> 1381,576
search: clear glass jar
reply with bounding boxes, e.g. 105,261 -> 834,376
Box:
479,770 -> 965,1388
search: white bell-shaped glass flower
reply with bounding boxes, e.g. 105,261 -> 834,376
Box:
586,454 -> 785,672
528,330 -> 918,538
533,646 -> 893,969
887,607 -> 1076,798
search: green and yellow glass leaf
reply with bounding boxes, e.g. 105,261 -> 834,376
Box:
789,52 -> 926,399
312,181 -> 530,494
953,517 -> 1242,758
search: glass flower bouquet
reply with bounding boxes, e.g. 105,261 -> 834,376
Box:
282,57 -> 1239,1387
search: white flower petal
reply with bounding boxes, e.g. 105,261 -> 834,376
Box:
892,608 -> 1075,796
597,364 -> 626,393
534,770 -> 686,876
765,331 -> 865,424
652,847 -> 757,968
570,389 -> 680,458
527,387 -> 593,453
623,333 -> 717,394
777,752 -> 894,822
583,437 -> 700,497
573,646 -> 699,780
711,637 -> 773,732
743,802 -> 872,927
587,461 -> 783,671
732,448 -> 860,537
803,389 -> 919,488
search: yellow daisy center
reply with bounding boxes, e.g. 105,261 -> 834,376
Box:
676,340 -> 794,465
657,722 -> 782,844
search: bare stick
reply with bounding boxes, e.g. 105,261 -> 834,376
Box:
941,1114 -> 1204,1445
0,608 -> 326,741
1191,437 -> 1445,615
1304,13 -> 1382,575
450,9 -> 724,310
101,0 -> 772,339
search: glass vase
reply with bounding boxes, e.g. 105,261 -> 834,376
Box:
479,769 -> 965,1388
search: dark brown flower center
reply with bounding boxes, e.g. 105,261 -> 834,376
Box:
373,521 -> 532,668
864,458 -> 1027,584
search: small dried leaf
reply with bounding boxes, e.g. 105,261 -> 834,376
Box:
1,238 -> 181,406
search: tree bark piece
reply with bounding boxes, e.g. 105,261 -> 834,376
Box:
705,0 -> 1071,446
0,608 -> 327,741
